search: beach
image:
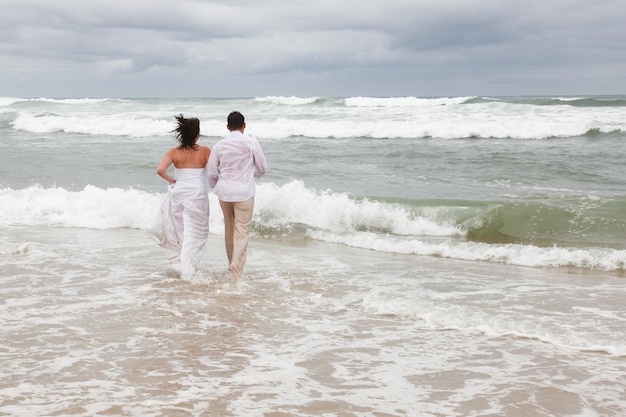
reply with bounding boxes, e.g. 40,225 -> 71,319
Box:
2,225 -> 625,416
1,96 -> 626,416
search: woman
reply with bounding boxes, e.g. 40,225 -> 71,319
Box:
149,115 -> 210,275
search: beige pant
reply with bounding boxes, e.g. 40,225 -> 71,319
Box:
219,197 -> 254,280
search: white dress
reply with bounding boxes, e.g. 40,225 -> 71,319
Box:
148,168 -> 210,275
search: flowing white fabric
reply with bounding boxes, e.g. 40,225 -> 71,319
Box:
148,168 -> 209,275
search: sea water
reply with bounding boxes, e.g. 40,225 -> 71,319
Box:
1,96 -> 625,416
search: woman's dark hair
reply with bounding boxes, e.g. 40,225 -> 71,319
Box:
172,114 -> 200,149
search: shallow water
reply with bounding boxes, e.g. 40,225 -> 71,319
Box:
2,226 -> 625,416
2,95 -> 626,415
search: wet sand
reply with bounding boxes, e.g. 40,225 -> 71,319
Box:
1,227 -> 625,416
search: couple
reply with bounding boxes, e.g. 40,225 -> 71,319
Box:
149,111 -> 267,280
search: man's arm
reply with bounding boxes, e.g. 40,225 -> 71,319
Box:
253,141 -> 267,178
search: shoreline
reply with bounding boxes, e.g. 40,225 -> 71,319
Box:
1,226 -> 625,416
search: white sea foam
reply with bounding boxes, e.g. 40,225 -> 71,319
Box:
344,96 -> 473,107
11,113 -> 172,137
361,288 -> 626,356
309,230 -> 626,271
2,97 -> 125,105
0,185 -> 163,229
4,95 -> 625,139
254,180 -> 461,236
0,97 -> 25,106
15,111 -> 612,140
0,181 -> 459,235
0,242 -> 31,256
254,96 -> 319,105
2,182 -> 623,271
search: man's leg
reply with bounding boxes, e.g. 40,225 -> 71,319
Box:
219,200 -> 235,264
230,197 -> 254,280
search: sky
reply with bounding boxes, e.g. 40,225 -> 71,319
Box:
1,0 -> 625,98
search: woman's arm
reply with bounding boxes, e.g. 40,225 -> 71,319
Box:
206,146 -> 219,188
156,149 -> 176,185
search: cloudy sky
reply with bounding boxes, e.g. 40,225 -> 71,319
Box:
1,0 -> 625,98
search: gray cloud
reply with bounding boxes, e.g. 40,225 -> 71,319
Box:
1,0 -> 624,97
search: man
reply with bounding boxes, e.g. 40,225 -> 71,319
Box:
207,111 -> 267,281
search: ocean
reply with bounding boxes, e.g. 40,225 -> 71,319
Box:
1,96 -> 625,416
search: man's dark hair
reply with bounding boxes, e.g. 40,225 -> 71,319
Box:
227,111 -> 245,130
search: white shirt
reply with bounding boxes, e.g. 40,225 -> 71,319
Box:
207,130 -> 267,202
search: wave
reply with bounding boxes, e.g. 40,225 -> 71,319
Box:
0,185 -> 162,229
254,96 -> 321,105
10,116 -> 625,140
254,181 -> 462,237
561,97 -> 626,107
313,231 -> 625,271
465,95 -> 626,107
10,113 -> 173,137
3,95 -> 626,139
4,95 -> 626,109
344,96 -> 474,107
2,182 -> 624,271
0,97 -> 127,106
362,291 -> 626,356
0,97 -> 26,107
